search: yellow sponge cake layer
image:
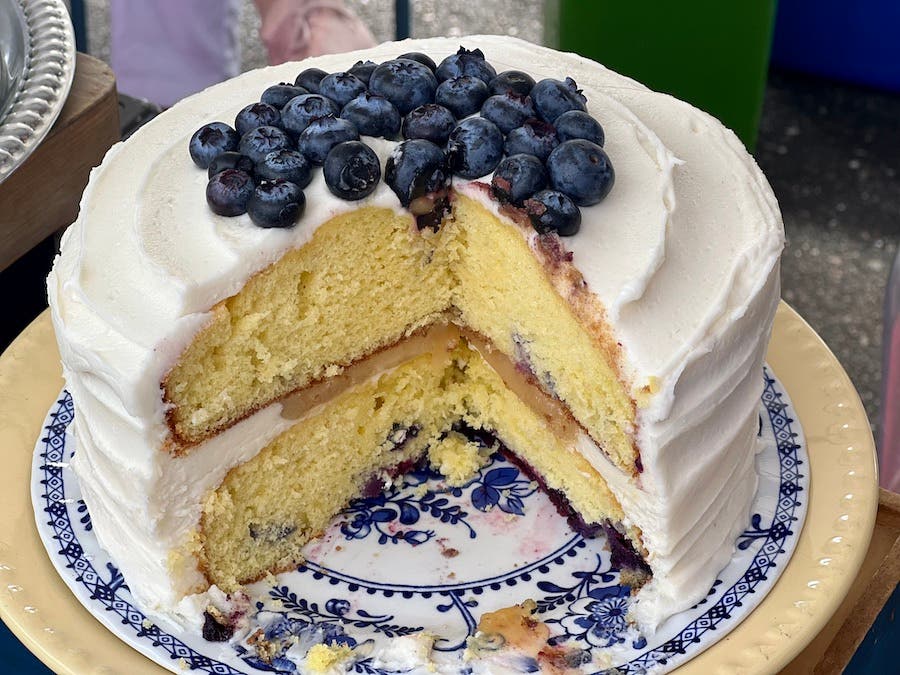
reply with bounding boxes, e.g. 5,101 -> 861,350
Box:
165,207 -> 453,446
450,196 -> 636,473
199,348 -> 461,589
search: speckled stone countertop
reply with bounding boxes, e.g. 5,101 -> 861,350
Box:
77,0 -> 900,432
756,71 -> 899,432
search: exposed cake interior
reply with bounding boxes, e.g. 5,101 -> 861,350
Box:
197,322 -> 641,593
165,195 -> 637,475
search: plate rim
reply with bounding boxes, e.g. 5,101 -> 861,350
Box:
0,303 -> 880,674
0,0 -> 76,183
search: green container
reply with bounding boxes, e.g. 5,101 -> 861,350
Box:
545,0 -> 777,150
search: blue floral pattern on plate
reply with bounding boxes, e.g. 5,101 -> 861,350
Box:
32,368 -> 807,674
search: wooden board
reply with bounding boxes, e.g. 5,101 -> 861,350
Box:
0,52 -> 118,272
782,489 -> 900,672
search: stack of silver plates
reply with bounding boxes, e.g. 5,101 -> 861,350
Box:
0,0 -> 75,183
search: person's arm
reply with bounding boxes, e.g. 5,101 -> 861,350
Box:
254,0 -> 376,65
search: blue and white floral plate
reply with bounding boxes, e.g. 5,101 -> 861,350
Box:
31,367 -> 808,674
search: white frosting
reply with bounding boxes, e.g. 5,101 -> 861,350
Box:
47,35 -> 783,633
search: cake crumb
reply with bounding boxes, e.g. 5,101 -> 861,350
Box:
306,643 -> 353,673
467,600 -> 586,673
141,618 -> 153,630
428,431 -> 491,485
323,363 -> 344,378
177,657 -> 188,670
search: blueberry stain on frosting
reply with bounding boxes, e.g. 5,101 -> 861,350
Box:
187,46 -> 614,233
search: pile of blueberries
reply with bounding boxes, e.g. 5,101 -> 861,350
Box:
188,47 -> 614,234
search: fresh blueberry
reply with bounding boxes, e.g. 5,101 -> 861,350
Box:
384,138 -> 449,207
255,149 -> 312,187
341,92 -> 401,138
546,139 -> 614,206
348,60 -> 379,85
206,169 -> 255,216
369,59 -> 438,115
261,83 -> 308,109
490,154 -> 548,206
480,92 -> 535,133
524,189 -> 581,236
207,151 -> 255,178
435,46 -> 497,84
504,119 -> 559,162
554,110 -> 605,146
247,180 -> 305,228
397,52 -> 437,72
435,76 -> 489,118
189,122 -> 239,169
281,94 -> 341,135
295,67 -> 327,93
235,102 -> 282,137
318,72 -> 368,108
489,70 -> 536,96
401,104 -> 457,145
447,117 -> 504,179
238,125 -> 292,163
297,116 -> 359,165
531,77 -> 587,123
323,141 -> 381,200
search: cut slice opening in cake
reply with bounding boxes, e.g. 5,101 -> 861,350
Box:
195,325 -> 648,596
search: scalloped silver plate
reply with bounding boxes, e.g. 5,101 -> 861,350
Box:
0,0 -> 75,183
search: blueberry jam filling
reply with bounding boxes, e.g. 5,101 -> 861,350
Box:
602,523 -> 652,580
359,456 -> 427,499
202,610 -> 235,642
248,522 -> 297,543
188,47 -> 613,233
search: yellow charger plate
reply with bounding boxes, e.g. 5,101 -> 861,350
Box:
0,303 -> 879,674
